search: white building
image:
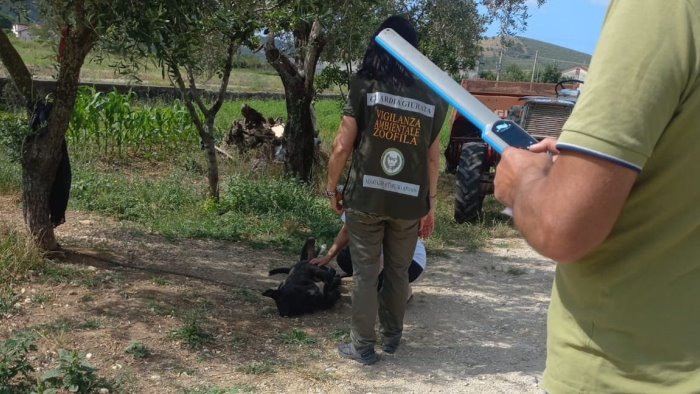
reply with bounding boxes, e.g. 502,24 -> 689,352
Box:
561,66 -> 588,81
11,24 -> 31,40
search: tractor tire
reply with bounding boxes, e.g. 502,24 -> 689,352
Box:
454,142 -> 487,224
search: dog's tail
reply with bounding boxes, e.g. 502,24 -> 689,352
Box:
269,268 -> 291,276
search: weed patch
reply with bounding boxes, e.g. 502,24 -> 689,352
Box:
279,329 -> 316,346
0,225 -> 45,289
40,349 -> 99,393
0,333 -> 36,392
169,314 -> 214,349
328,328 -> 350,343
236,361 -> 276,375
124,341 -> 150,359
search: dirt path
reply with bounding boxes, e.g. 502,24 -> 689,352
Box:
1,197 -> 554,393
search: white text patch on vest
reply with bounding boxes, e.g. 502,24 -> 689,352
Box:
363,175 -> 420,197
367,92 -> 435,118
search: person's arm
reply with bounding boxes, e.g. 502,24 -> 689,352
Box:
494,143 -> 637,263
419,137 -> 440,239
326,115 -> 358,213
310,224 -> 350,266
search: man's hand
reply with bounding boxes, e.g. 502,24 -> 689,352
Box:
329,192 -> 343,214
494,146 -> 553,208
528,138 -> 560,156
418,209 -> 434,239
309,256 -> 331,266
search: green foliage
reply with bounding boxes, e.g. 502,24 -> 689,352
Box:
279,329 -> 316,346
0,13 -> 13,29
70,167 -> 200,222
328,327 -> 350,342
235,361 -> 276,375
414,0 -> 485,75
0,149 -> 22,194
0,224 -> 45,291
218,174 -> 338,245
479,70 -> 497,81
68,87 -> 198,160
0,112 -> 29,163
502,63 -> 527,82
0,290 -> 20,315
481,0 -> 546,37
314,65 -> 349,99
124,342 -> 149,360
0,333 -> 36,393
40,349 -> 98,394
539,63 -> 562,83
169,314 -> 214,350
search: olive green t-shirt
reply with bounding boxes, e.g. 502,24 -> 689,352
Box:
342,75 -> 447,220
545,0 -> 700,392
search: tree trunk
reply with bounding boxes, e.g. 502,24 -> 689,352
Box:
169,65 -> 224,201
265,18 -> 325,182
21,135 -> 60,250
202,118 -> 220,201
15,26 -> 95,250
282,85 -> 315,181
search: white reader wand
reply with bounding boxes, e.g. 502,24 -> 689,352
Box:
374,28 -> 537,154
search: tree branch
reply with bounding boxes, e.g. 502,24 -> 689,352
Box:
170,65 -> 207,134
185,67 -> 209,115
264,33 -> 299,80
303,18 -> 326,93
210,39 -> 237,116
0,30 -> 37,105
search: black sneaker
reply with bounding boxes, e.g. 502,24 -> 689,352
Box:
337,343 -> 379,365
381,336 -> 401,354
381,342 -> 399,354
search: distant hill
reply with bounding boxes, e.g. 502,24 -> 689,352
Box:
478,36 -> 592,73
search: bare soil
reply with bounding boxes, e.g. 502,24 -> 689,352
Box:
1,195 -> 554,393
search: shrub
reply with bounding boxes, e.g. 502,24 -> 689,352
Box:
0,333 -> 36,392
40,349 -> 98,393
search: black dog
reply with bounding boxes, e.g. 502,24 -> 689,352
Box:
262,238 -> 341,317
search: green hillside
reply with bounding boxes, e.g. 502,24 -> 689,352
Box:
479,36 -> 592,73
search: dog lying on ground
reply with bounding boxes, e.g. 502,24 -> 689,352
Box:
262,238 -> 341,317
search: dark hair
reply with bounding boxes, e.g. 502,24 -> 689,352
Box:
357,15 -> 417,86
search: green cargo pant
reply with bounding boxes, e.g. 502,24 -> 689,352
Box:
345,208 -> 419,352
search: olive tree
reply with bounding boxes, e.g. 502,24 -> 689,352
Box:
99,0 -> 261,201
0,0 -> 130,250
0,0 -> 258,249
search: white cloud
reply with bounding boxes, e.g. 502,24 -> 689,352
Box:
589,0 -> 611,6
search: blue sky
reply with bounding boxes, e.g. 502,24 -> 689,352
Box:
485,0 -> 610,55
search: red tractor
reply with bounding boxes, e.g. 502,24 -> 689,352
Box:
444,79 -> 582,223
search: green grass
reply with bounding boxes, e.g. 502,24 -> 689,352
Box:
0,224 -> 45,291
0,156 -> 20,194
169,314 -> 214,349
279,329 -> 316,346
124,341 -> 150,360
68,155 -> 340,252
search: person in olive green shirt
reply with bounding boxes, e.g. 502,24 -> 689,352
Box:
325,16 -> 447,365
494,0 -> 700,392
